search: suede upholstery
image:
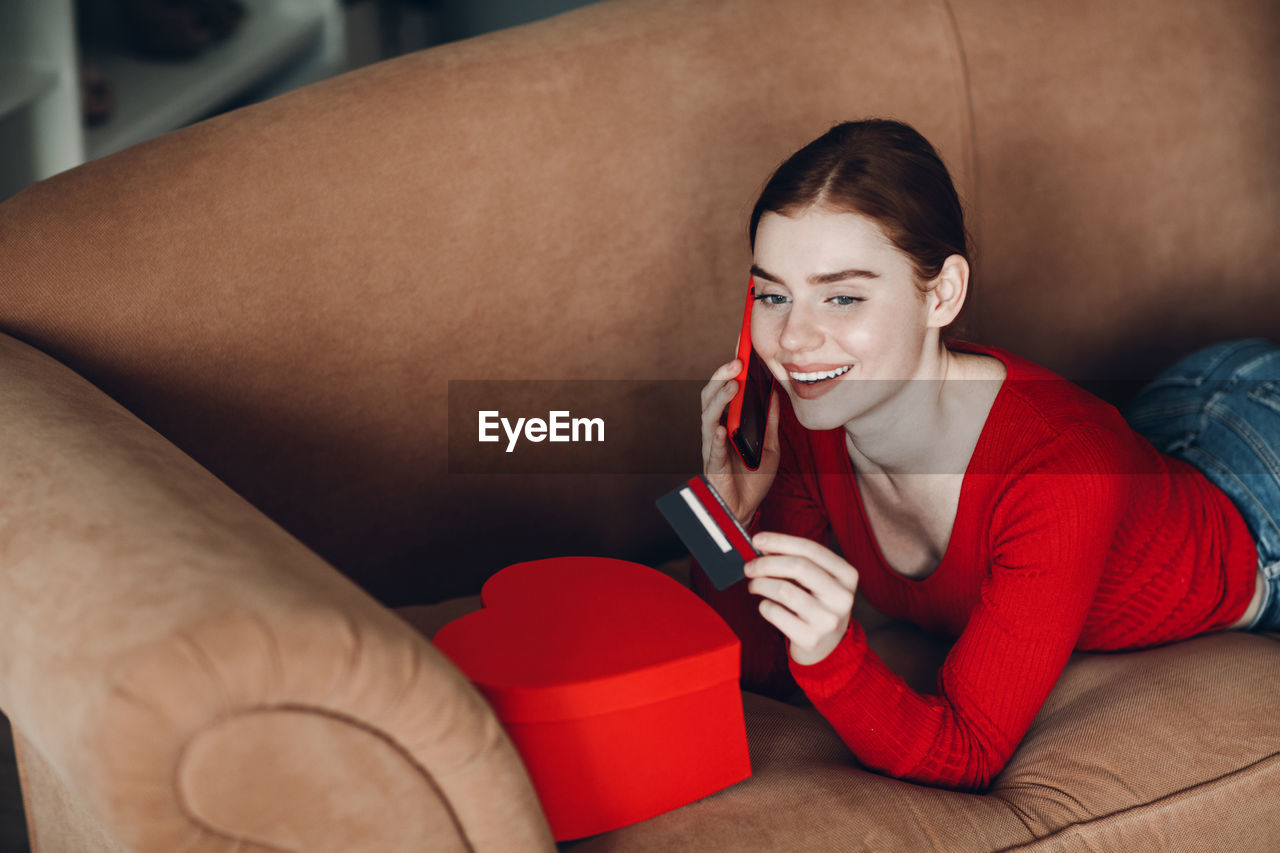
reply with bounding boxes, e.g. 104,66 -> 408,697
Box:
0,0 -> 1277,850
0,334 -> 552,852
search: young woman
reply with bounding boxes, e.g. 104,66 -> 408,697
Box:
695,119 -> 1278,792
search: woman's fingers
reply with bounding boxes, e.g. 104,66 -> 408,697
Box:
701,385 -> 736,467
747,558 -> 855,616
700,359 -> 743,468
699,358 -> 742,408
748,573 -> 829,616
750,532 -> 860,591
703,423 -> 726,468
701,378 -> 737,422
746,532 -> 858,666
756,598 -> 813,643
750,575 -> 849,657
716,357 -> 744,379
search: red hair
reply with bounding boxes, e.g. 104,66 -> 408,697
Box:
749,119 -> 973,322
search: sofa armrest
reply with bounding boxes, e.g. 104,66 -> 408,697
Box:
0,333 -> 553,852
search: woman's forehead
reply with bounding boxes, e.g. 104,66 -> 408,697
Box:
753,208 -> 908,277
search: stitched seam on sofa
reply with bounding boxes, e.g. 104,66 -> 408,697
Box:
992,749 -> 1280,852
936,0 -> 979,219
174,704 -> 475,853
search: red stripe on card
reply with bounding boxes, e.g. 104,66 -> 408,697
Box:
687,476 -> 757,561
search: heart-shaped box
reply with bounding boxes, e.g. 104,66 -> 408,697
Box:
433,556 -> 751,841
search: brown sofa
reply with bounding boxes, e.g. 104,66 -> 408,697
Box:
2,0 -> 1278,849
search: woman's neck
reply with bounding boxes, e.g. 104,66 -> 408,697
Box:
843,345 -> 989,484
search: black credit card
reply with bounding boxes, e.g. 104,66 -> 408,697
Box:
656,475 -> 760,590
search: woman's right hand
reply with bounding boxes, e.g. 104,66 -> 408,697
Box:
700,357 -> 782,526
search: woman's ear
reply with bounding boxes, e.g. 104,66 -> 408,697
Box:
924,254 -> 969,329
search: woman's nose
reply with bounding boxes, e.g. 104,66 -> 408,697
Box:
778,303 -> 823,352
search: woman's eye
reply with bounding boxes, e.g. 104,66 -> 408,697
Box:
753,293 -> 789,306
751,293 -> 864,308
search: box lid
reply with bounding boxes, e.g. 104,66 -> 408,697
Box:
433,556 -> 741,723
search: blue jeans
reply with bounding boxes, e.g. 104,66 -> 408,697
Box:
1122,338 -> 1280,633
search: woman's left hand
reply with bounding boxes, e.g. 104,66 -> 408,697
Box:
745,531 -> 860,666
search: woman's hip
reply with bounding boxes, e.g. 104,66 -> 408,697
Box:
1122,337 -> 1280,630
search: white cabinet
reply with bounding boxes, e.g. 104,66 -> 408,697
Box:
0,0 -> 346,200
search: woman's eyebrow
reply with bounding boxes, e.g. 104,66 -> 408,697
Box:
750,264 -> 881,285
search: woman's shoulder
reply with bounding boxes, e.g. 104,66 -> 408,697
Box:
947,340 -> 1156,480
945,338 -> 1052,382
950,339 -> 1128,433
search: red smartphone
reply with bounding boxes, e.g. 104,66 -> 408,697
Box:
720,276 -> 775,470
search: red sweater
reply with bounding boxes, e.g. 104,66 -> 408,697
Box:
692,340 -> 1258,791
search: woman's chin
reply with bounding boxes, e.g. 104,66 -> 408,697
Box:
788,398 -> 851,432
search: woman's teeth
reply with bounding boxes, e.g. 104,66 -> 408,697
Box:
789,364 -> 853,383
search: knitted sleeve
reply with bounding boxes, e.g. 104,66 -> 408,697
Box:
787,426 -> 1127,791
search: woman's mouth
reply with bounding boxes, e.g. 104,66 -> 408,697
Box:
785,364 -> 853,399
789,364 -> 853,383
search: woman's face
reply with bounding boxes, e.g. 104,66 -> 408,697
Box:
750,207 -> 937,432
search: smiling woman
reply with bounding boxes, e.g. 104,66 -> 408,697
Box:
748,208 -> 983,423
693,118 -> 1277,792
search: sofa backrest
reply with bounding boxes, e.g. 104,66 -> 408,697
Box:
1,0 -> 1275,604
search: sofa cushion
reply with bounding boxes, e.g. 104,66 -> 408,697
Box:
557,630 -> 1280,851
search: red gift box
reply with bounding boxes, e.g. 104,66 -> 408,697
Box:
433,556 -> 751,841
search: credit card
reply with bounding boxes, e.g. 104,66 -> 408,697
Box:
656,475 -> 760,590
